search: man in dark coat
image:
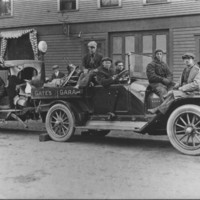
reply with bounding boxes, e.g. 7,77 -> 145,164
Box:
49,65 -> 65,81
81,41 -> 103,71
75,41 -> 103,88
6,66 -> 23,108
148,52 -> 200,114
146,49 -> 174,102
96,57 -> 118,87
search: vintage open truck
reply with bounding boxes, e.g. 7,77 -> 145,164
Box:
1,53 -> 200,156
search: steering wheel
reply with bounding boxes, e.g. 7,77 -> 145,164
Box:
118,69 -> 129,78
117,69 -> 129,83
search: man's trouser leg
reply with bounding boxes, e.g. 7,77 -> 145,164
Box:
158,93 -> 175,114
154,84 -> 168,102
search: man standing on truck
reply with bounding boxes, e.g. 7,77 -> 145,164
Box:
74,41 -> 103,89
146,49 -> 174,102
148,52 -> 200,114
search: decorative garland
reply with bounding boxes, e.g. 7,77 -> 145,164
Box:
0,29 -> 38,60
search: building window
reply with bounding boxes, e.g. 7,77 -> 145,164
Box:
58,0 -> 78,11
98,0 -> 121,8
0,0 -> 12,17
110,31 -> 168,78
6,34 -> 34,60
143,0 -> 170,5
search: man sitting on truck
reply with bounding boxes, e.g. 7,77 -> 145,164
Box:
74,41 -> 103,89
96,57 -> 127,87
146,49 -> 174,102
148,52 -> 200,114
49,65 -> 65,82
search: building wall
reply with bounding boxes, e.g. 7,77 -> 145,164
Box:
1,0 -> 200,81
39,34 -> 82,77
1,0 -> 200,28
37,25 -> 107,77
173,27 -> 200,81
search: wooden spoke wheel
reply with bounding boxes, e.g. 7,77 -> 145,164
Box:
46,104 -> 75,142
167,104 -> 200,155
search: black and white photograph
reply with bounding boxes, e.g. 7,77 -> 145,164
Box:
1,0 -> 200,199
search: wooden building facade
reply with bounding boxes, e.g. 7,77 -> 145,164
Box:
0,0 -> 200,80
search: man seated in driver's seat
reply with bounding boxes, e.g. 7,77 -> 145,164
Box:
115,60 -> 129,81
96,57 -> 122,87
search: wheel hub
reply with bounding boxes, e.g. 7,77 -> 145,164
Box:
55,117 -> 64,125
185,126 -> 193,134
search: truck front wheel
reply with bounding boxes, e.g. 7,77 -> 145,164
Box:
167,104 -> 200,155
46,103 -> 75,142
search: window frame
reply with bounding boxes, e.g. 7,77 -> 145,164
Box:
97,0 -> 122,9
57,0 -> 79,12
143,0 -> 171,5
0,0 -> 13,18
110,31 -> 169,79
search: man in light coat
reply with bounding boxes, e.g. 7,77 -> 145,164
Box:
148,52 -> 200,114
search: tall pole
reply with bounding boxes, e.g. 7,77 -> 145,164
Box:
127,52 -> 131,82
40,52 -> 46,83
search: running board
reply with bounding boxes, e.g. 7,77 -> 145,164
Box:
76,120 -> 147,132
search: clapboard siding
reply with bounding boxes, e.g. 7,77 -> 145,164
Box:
39,34 -> 82,77
172,27 -> 200,81
39,31 -> 107,77
1,0 -> 200,28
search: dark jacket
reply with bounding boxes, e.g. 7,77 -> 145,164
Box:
50,71 -> 65,81
7,75 -> 21,108
82,53 -> 103,71
146,57 -> 173,85
96,65 -> 116,87
0,76 -> 5,98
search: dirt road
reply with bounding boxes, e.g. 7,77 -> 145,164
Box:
0,121 -> 200,199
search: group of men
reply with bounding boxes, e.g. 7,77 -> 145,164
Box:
49,41 -> 126,89
48,40 -> 200,116
147,49 -> 200,115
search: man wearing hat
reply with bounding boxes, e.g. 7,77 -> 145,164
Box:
146,49 -> 174,102
74,41 -> 103,88
148,52 -> 200,114
96,57 -> 120,87
82,41 -> 103,71
49,65 -> 65,82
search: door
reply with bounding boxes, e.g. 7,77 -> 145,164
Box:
91,84 -> 130,115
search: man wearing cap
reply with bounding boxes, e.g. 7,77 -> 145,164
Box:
49,65 -> 65,82
96,57 -> 120,87
148,52 -> 200,114
82,41 -> 103,71
74,41 -> 103,88
146,49 -> 174,102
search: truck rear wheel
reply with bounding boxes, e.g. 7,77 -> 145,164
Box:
167,104 -> 200,155
46,103 -> 75,142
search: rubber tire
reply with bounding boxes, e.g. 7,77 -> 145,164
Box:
89,130 -> 110,137
167,104 -> 200,156
45,103 -> 75,142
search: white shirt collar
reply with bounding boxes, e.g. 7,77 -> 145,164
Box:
55,71 -> 59,76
